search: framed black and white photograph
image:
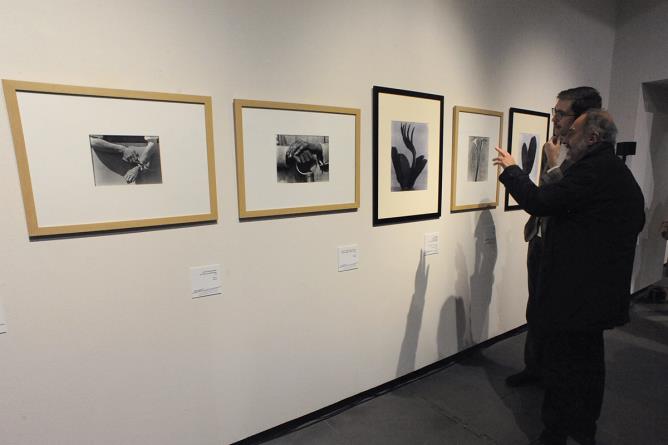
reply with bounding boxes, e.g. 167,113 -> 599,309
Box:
451,106 -> 503,212
390,120 -> 429,191
505,107 -> 551,211
467,136 -> 490,182
89,135 -> 162,186
275,134 -> 329,184
3,79 -> 217,237
373,86 -> 444,225
234,99 -> 360,218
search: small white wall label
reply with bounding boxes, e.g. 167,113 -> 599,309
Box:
0,299 -> 7,334
424,232 -> 439,256
337,245 -> 359,272
190,264 -> 222,299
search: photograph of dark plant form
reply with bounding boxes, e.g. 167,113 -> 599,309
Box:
467,136 -> 489,182
373,86 -> 443,225
390,121 -> 428,191
519,132 -> 539,181
503,107 -> 549,211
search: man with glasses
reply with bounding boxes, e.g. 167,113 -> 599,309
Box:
505,87 -> 602,389
494,110 -> 644,445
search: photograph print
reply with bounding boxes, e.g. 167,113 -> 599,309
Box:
467,136 -> 489,182
89,134 -> 162,186
518,132 -> 540,183
276,134 -> 329,183
391,120 -> 428,191
372,86 -> 444,225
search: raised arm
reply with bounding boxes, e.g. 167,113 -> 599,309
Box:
90,137 -> 139,164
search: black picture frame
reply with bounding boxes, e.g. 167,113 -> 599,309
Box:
373,86 -> 444,225
504,107 -> 551,211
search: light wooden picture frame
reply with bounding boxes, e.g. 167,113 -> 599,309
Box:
373,86 -> 444,225
505,107 -> 551,211
3,79 -> 217,237
234,99 -> 360,218
451,106 -> 503,212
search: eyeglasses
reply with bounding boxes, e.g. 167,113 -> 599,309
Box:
552,107 -> 577,119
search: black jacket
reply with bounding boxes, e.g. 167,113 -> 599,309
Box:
500,142 -> 645,331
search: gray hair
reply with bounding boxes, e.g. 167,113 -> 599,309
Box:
582,109 -> 617,144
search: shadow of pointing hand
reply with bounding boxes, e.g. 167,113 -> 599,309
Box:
397,251 -> 430,377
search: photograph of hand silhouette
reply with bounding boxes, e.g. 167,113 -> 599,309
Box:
391,121 -> 428,191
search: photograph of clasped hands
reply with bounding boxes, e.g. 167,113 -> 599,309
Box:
276,134 -> 329,183
89,134 -> 162,185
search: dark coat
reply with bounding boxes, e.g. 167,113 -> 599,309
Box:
500,142 -> 645,331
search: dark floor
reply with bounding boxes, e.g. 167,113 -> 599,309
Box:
261,296 -> 668,445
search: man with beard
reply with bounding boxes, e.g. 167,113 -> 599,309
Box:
493,110 -> 645,445
505,87 -> 603,389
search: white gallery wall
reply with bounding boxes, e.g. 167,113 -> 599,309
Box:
608,0 -> 668,290
0,1 -> 623,443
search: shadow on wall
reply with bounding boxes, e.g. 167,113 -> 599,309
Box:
470,209 -> 498,342
438,208 -> 541,442
635,110 -> 668,288
396,210 -> 498,377
438,210 -> 498,360
396,250 -> 429,377
438,244 -> 473,356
